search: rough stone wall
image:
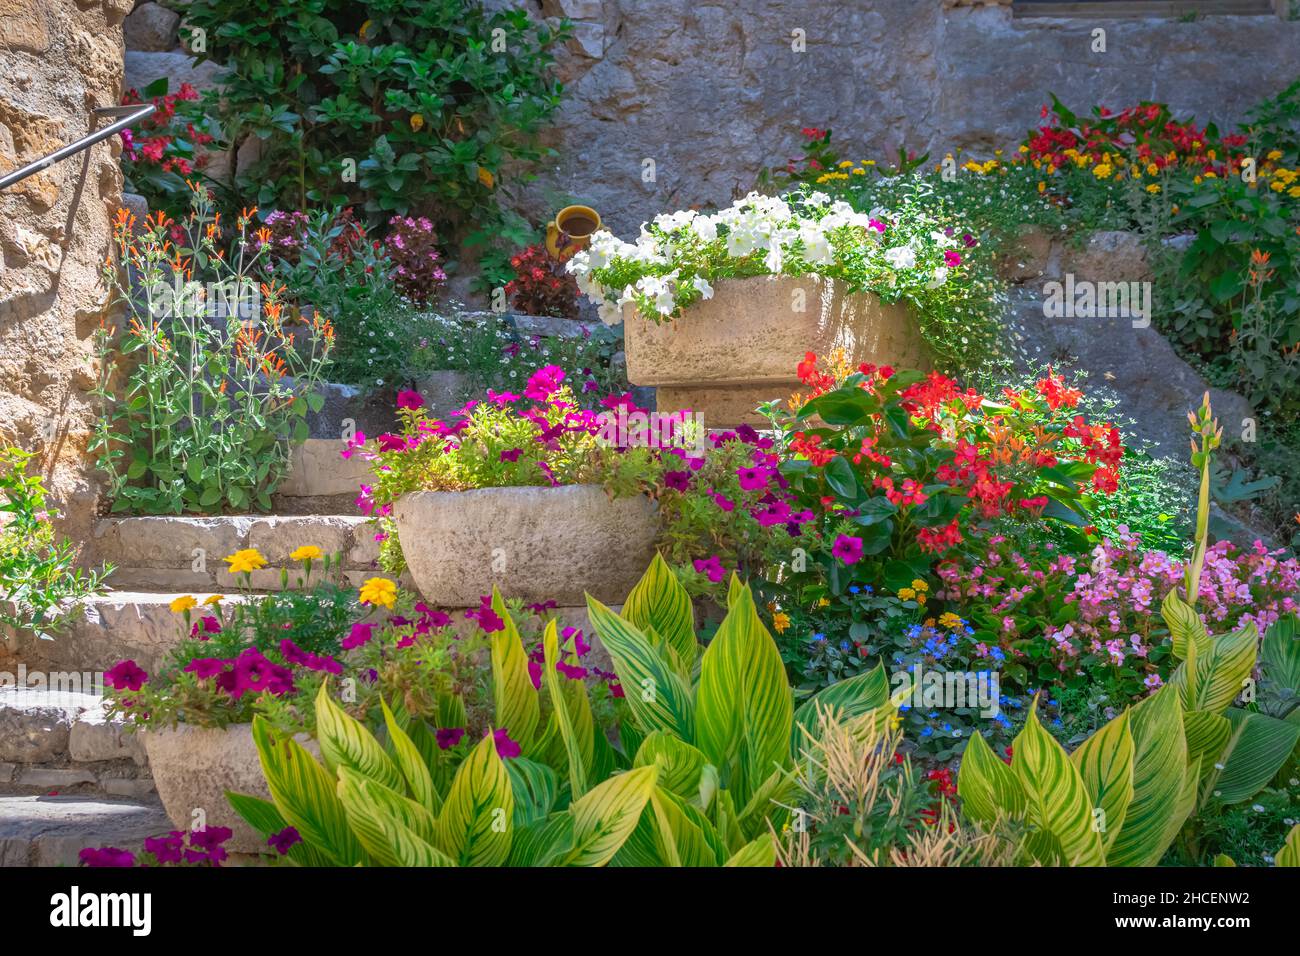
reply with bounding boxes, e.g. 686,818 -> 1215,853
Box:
0,0 -> 131,546
533,0 -> 1300,232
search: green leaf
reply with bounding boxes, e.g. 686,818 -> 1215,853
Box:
541,618 -> 594,798
380,697 -> 440,814
562,765 -> 658,867
1069,710 -> 1134,854
1262,614 -> 1300,694
435,732 -> 514,867
619,553 -> 697,671
793,663 -> 891,754
489,588 -> 541,752
633,732 -> 711,801
1204,708 -> 1300,805
724,834 -> 777,867
957,730 -> 1025,828
314,684 -> 404,792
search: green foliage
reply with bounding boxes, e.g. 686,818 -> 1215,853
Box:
93,188 -> 333,514
0,447 -> 112,635
178,0 -> 568,258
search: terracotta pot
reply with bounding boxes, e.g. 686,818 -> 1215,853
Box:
394,484 -> 658,607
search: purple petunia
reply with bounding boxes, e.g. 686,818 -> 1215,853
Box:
831,534 -> 864,565
105,660 -> 148,691
436,727 -> 466,750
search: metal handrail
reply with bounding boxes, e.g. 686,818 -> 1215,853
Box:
0,103 -> 157,192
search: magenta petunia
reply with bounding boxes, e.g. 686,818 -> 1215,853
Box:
396,389 -> 424,410
944,250 -> 962,268
267,826 -> 302,855
183,657 -> 229,680
436,727 -> 465,750
499,447 -> 523,463
105,659 -> 149,691
376,433 -> 408,453
831,534 -> 864,565
493,727 -> 522,759
736,466 -> 768,491
79,847 -> 136,867
663,470 -> 690,492
342,621 -> 376,650
144,831 -> 185,864
693,555 -> 726,584
523,365 -> 565,402
528,659 -> 543,690
556,660 -> 588,680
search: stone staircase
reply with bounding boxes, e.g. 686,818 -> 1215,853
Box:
0,436 -> 371,864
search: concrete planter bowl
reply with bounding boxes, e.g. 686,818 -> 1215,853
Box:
622,274 -> 928,425
144,722 -> 316,853
393,484 -> 659,607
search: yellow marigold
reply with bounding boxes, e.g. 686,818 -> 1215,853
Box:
290,545 -> 324,562
911,579 -> 929,592
1290,186 -> 1300,198
1093,163 -> 1113,180
939,612 -> 963,630
772,611 -> 791,633
1194,175 -> 1203,185
360,577 -> 398,609
224,548 -> 268,575
203,595 -> 224,606
169,595 -> 197,613
477,167 -> 495,189
851,167 -> 866,176
916,593 -> 927,605
1037,181 -> 1047,193
1146,163 -> 1159,176
1018,144 -> 1029,154
1267,150 -> 1283,161
1146,184 -> 1161,194
838,160 -> 854,169
817,597 -> 830,607
410,113 -> 424,132
898,587 -> 916,600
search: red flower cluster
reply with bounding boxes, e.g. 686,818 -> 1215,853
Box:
505,244 -> 580,319
120,83 -> 211,176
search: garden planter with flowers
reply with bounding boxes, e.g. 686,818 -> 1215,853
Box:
143,722 -> 320,853
565,189 -> 987,425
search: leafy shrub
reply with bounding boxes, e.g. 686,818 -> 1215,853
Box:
178,0 -> 568,266
0,447 -> 112,636
93,187 -> 335,514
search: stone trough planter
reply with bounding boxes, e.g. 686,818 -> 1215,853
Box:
622,275 -> 928,426
393,484 -> 658,607
144,723 -> 316,854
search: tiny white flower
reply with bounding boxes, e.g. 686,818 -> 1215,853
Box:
884,245 -> 916,270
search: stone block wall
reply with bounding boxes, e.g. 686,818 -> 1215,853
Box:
0,0 -> 131,547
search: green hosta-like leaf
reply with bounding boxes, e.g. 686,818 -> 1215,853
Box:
735,766 -> 798,840
1183,710 -> 1231,792
336,765 -> 440,866
1214,854 -> 1237,867
1174,624 -> 1258,716
435,732 -> 514,867
726,572 -> 745,610
1105,685 -> 1191,867
1162,590 -> 1211,661
541,618 -> 594,798
314,684 -> 404,793
224,791 -> 332,867
957,730 -> 1026,828
1276,823 -> 1300,866
563,765 -> 658,867
724,834 -> 777,867
507,812 -> 574,868
505,757 -> 559,827
792,663 -> 891,755
633,731 -> 711,801
380,698 -> 440,814
620,553 -> 697,670
1011,699 -> 1106,866
585,595 -> 695,743
490,587 -> 541,753
695,583 -> 793,809
1069,710 -> 1134,854
1203,708 -> 1300,804
1262,614 -> 1300,694
251,716 -> 364,867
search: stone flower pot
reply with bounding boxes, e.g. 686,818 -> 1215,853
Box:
393,484 -> 658,607
144,722 -> 316,854
622,274 -> 927,425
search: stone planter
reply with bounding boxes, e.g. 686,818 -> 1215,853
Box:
144,723 -> 316,853
622,275 -> 927,425
393,484 -> 658,607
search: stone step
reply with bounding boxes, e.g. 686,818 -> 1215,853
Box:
278,438 -> 372,498
0,687 -> 153,802
91,513 -> 382,591
0,792 -> 170,867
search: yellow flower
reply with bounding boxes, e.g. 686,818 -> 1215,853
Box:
1037,181 -> 1046,193
203,594 -> 224,606
898,587 -> 916,600
1145,163 -> 1159,176
862,159 -> 876,166
889,714 -> 902,731
772,611 -> 791,634
911,579 -> 929,592
837,160 -> 854,169
1146,184 -> 1161,194
851,167 -> 866,176
477,166 -> 495,189
359,577 -> 398,609
1093,163 -> 1113,180
1194,175 -> 1203,185
939,612 -> 963,630
1289,186 -> 1300,198
359,18 -> 372,39
169,595 -> 197,613
916,593 -> 927,605
1267,150 -> 1283,161
817,597 -> 830,607
290,545 -> 324,562
1203,171 -> 1217,179
1018,144 -> 1029,154
410,113 -> 424,132
224,548 -> 267,575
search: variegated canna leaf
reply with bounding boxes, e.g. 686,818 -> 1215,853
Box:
490,587 -> 542,753
541,618 -> 594,798
563,765 -> 658,867
1069,709 -> 1134,853
1105,685 -> 1190,867
957,729 -> 1026,828
620,552 -> 698,670
314,683 -> 404,793
435,731 -> 514,867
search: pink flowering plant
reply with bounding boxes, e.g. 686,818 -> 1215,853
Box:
103,548 -> 363,734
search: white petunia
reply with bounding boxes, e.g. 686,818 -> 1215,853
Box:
926,266 -> 949,289
692,275 -> 714,299
884,246 -> 916,270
